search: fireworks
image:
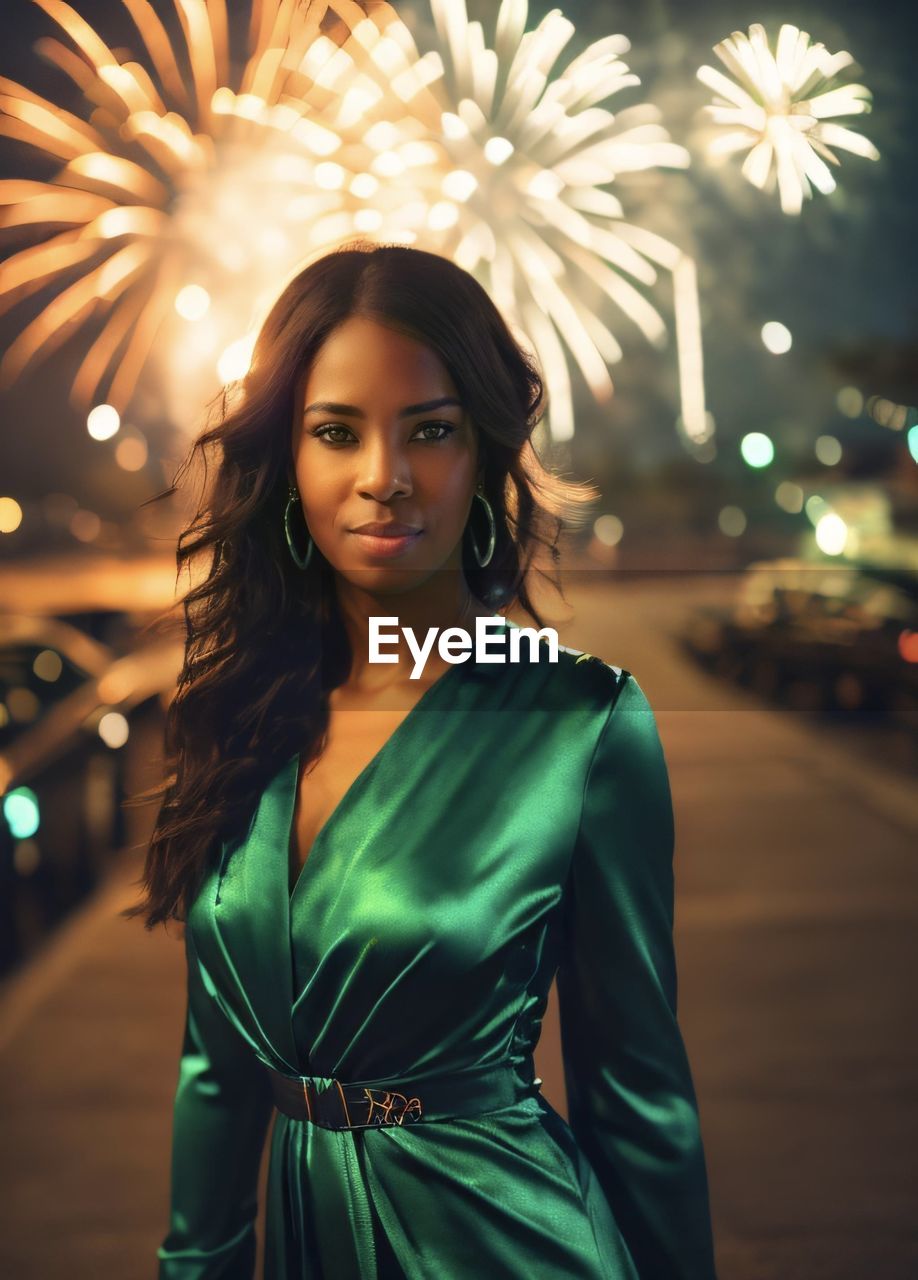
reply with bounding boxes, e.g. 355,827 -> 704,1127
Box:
697,22 -> 880,215
396,0 -> 705,441
0,0 -> 707,444
0,0 -> 422,418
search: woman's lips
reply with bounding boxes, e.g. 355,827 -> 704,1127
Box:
349,530 -> 424,558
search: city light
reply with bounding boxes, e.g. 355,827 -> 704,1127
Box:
174,286 -> 212,322
805,494 -> 831,525
815,512 -> 848,555
114,434 -> 149,472
3,787 -> 40,840
867,397 -> 914,431
718,506 -> 747,537
217,335 -> 257,384
86,405 -> 121,441
98,712 -> 130,749
761,322 -> 792,354
32,650 -> 63,682
594,515 -> 625,547
836,386 -> 864,418
0,497 -> 23,533
775,482 -> 804,513
815,435 -> 843,465
740,432 -> 775,467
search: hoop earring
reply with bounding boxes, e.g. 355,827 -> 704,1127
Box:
467,487 -> 496,568
284,485 -> 313,570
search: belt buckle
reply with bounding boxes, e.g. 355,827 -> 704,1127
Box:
305,1078 -> 424,1129
358,1086 -> 424,1128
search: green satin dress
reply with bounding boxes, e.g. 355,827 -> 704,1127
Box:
157,618 -> 716,1279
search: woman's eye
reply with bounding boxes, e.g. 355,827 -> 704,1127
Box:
311,422 -> 456,445
312,425 -> 353,444
414,421 -> 457,442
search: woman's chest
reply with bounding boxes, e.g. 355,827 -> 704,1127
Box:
287,704 -> 591,957
289,699 -> 428,892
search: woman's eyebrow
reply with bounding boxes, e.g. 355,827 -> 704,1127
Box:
303,396 -> 463,418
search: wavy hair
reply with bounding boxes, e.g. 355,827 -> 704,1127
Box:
122,242 -> 599,929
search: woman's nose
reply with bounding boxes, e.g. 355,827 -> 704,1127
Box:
355,437 -> 412,500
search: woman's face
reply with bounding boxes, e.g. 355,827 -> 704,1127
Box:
290,314 -> 480,594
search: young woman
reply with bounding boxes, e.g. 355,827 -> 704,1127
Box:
126,243 -> 717,1278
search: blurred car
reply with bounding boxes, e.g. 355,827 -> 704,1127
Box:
0,612 -> 181,980
681,557 -> 918,727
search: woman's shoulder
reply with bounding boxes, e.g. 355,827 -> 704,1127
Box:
498,618 -> 632,713
554,642 -> 634,713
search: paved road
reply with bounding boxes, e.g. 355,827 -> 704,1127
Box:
0,576 -> 915,1279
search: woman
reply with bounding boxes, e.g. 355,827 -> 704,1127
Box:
125,243 -> 717,1279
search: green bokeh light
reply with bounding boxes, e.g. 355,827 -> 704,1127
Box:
740,432 -> 775,468
3,787 -> 40,839
908,425 -> 918,464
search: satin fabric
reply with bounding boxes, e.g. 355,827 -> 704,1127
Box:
157,618 -> 716,1279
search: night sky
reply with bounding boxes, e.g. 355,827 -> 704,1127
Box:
1,0 -> 915,552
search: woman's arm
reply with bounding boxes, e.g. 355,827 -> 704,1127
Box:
556,670 -> 717,1279
157,925 -> 274,1280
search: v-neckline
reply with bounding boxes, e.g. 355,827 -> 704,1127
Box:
285,615 -> 509,904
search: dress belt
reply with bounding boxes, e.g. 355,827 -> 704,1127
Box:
263,1059 -> 543,1130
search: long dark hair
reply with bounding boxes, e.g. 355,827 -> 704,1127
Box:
122,241 -> 598,930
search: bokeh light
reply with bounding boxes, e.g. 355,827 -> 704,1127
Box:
718,506 -> 747,537
0,496 -> 23,533
594,515 -> 624,547
761,322 -> 792,354
32,650 -> 63,682
908,426 -> 918,464
2,787 -> 40,840
775,482 -> 804,513
174,285 -> 212,321
805,494 -> 831,525
114,433 -> 149,472
70,509 -> 102,542
6,688 -> 40,722
814,435 -> 843,465
815,512 -> 848,555
98,711 -> 130,749
86,404 -> 121,441
217,335 -> 257,383
836,386 -> 864,418
867,396 -> 915,431
740,432 -> 775,467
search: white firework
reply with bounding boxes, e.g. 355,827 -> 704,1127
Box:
697,22 -> 880,215
388,0 -> 707,442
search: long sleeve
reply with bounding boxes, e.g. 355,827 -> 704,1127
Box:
157,924 -> 275,1280
556,670 -> 717,1279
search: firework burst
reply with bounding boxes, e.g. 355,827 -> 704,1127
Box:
393,0 -> 706,441
0,0 -> 431,415
697,22 -> 880,215
0,0 -> 707,445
